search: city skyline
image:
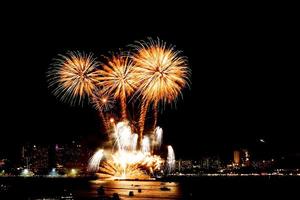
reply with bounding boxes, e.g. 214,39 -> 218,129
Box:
1,6 -> 300,200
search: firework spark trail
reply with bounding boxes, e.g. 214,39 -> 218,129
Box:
97,55 -> 136,120
131,38 -> 190,144
138,100 -> 150,147
115,122 -> 132,151
167,145 -> 175,174
100,161 -> 117,176
88,149 -> 104,172
99,159 -> 150,179
154,126 -> 163,150
131,133 -> 138,151
142,136 -> 150,154
152,100 -> 159,130
91,91 -> 116,131
99,111 -> 109,132
48,51 -> 100,105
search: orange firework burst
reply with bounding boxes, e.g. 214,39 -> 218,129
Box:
91,89 -> 115,112
97,55 -> 136,120
131,38 -> 190,141
132,38 -> 190,103
88,121 -> 164,179
48,51 -> 100,105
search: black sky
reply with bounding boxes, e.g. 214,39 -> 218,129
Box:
1,9 -> 299,160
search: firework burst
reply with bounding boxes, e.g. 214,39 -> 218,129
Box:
49,38 -> 189,180
91,89 -> 115,112
48,51 -> 100,105
131,38 -> 190,142
95,149 -> 163,179
88,149 -> 104,172
97,55 -> 136,120
89,122 -> 164,179
166,145 -> 175,174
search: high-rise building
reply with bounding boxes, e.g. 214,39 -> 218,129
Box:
19,141 -> 94,175
233,150 -> 240,165
232,149 -> 251,167
21,144 -> 49,174
55,141 -> 91,171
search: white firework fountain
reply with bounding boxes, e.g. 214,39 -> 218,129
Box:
88,121 -> 175,179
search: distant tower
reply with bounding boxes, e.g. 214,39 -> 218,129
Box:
178,160 -> 181,172
233,150 -> 240,165
48,144 -> 56,169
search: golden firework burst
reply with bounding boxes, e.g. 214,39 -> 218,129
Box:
97,55 -> 136,120
132,38 -> 190,103
91,89 -> 115,112
131,38 -> 190,140
48,51 -> 100,105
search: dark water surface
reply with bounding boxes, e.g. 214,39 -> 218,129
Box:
1,176 -> 299,199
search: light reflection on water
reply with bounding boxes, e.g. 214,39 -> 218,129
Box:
2,176 -> 299,199
78,180 -> 183,199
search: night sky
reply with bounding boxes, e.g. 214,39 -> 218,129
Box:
1,10 -> 299,160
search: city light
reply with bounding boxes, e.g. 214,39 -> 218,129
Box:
69,169 -> 77,177
21,169 -> 34,177
110,118 -> 115,123
49,168 -> 59,177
